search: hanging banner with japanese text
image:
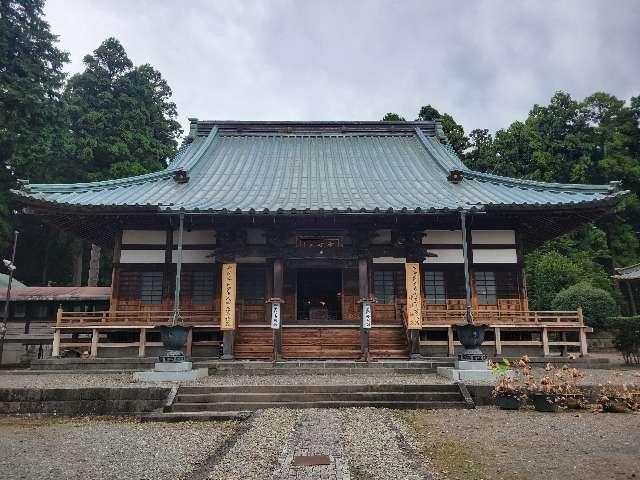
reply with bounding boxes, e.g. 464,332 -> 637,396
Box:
404,262 -> 423,329
271,302 -> 281,329
220,263 -> 237,330
362,301 -> 372,329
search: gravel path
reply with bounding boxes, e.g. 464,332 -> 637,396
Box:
2,367 -> 638,389
399,407 -> 640,480
273,409 -> 351,480
340,408 -> 440,480
0,416 -> 237,480
207,409 -> 300,480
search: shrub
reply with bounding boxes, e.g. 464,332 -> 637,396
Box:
527,251 -> 581,309
606,316 -> 640,365
551,282 -> 617,330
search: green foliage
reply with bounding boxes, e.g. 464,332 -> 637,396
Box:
416,105 -> 470,157
382,112 -> 405,121
63,37 -> 182,181
605,316 -> 640,364
551,282 -> 617,330
527,251 -> 581,310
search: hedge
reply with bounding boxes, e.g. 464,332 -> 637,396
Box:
606,316 -> 640,365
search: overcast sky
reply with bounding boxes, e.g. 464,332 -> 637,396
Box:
44,0 -> 639,136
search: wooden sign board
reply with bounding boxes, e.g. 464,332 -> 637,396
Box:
271,302 -> 281,329
220,263 -> 237,330
362,301 -> 372,329
404,262 -> 422,330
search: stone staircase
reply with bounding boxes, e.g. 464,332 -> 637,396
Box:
159,383 -> 473,418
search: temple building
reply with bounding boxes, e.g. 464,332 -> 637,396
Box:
12,120 -> 625,360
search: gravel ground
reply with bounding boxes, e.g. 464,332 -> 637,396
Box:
340,408 -> 440,480
207,408 -> 300,480
399,407 -> 640,480
2,367 -> 638,389
0,416 -> 237,480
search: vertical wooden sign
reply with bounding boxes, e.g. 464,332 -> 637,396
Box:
220,263 -> 237,330
362,301 -> 372,329
271,302 -> 281,329
404,262 -> 422,330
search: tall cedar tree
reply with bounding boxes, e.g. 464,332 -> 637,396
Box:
63,37 -> 182,181
0,0 -> 69,250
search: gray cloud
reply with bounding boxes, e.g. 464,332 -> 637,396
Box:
44,0 -> 640,136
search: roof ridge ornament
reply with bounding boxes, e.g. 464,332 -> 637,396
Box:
448,169 -> 464,184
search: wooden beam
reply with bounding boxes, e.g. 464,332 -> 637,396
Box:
273,258 -> 284,359
186,327 -> 193,358
447,326 -> 454,357
579,327 -> 589,357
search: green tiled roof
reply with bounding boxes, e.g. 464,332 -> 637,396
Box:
12,121 -> 624,214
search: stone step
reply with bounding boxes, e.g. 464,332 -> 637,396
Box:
173,391 -> 463,403
206,367 -> 441,376
139,410 -> 252,422
169,400 -> 468,411
177,383 -> 460,394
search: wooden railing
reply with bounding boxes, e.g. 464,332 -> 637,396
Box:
56,309 -> 220,327
423,309 -> 583,326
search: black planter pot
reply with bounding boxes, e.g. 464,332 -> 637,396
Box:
531,393 -> 559,412
454,324 -> 488,361
494,393 -> 522,410
159,325 -> 191,362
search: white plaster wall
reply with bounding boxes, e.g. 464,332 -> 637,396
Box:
172,250 -> 215,263
173,229 -> 216,245
423,249 -> 464,263
473,248 -> 518,264
471,230 -> 516,245
120,250 -> 165,263
422,230 -> 463,245
121,230 -> 166,245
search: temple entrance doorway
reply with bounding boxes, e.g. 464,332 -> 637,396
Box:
296,268 -> 342,323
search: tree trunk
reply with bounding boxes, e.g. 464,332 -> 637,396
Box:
87,244 -> 101,287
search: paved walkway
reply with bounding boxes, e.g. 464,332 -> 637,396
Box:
273,410 -> 351,480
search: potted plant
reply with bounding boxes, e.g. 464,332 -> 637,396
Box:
599,383 -> 640,413
490,356 -> 530,410
527,363 -> 585,412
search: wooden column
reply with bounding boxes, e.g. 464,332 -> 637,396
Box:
272,259 -> 284,359
138,329 -> 146,357
52,329 -> 61,357
220,262 -> 237,360
90,328 -> 99,358
358,258 -> 370,361
494,327 -> 502,356
578,307 -> 588,357
541,327 -> 550,357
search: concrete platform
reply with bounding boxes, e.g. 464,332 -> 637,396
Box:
133,362 -> 209,382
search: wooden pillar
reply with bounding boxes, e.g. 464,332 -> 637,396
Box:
186,328 -> 193,358
52,328 -> 61,357
90,328 -> 99,358
577,307 -> 588,357
358,258 -> 370,361
494,327 -> 502,356
272,259 -> 284,359
138,329 -> 146,357
220,262 -> 237,360
541,327 -> 550,357
447,326 -> 455,357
